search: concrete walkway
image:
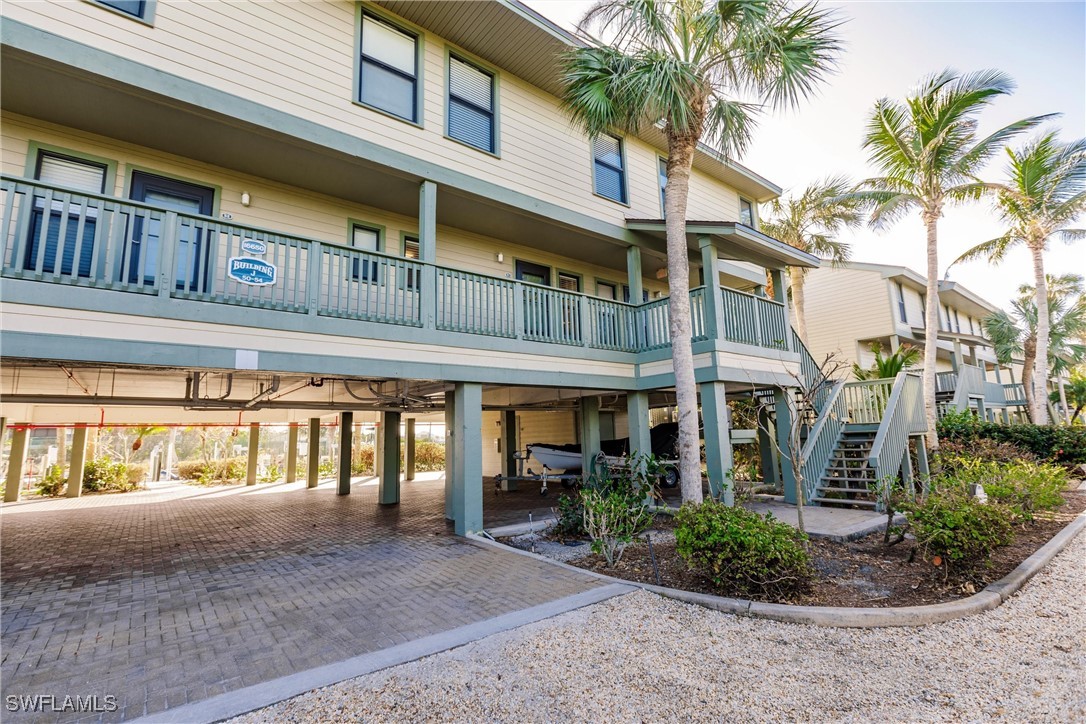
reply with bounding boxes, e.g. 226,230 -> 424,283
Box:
0,477 -> 602,722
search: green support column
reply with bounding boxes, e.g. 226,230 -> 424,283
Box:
337,412 -> 353,496
626,246 -> 644,304
501,410 -> 517,478
379,411 -> 401,505
405,417 -> 416,482
774,388 -> 799,505
698,235 -> 724,341
307,417 -> 320,488
579,396 -> 601,481
246,422 -> 260,486
627,391 -> 652,504
700,381 -> 734,504
452,382 -> 483,535
66,426 -> 88,498
757,407 -> 779,485
4,425 -> 29,503
445,393 -> 456,521
286,423 -> 299,483
419,180 -> 438,330
768,268 -> 792,350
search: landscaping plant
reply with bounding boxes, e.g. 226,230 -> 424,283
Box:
937,409 -> 1086,468
82,457 -> 134,493
900,483 -> 1015,571
580,453 -> 659,567
940,457 -> 1066,522
674,501 -> 812,600
36,464 -> 67,497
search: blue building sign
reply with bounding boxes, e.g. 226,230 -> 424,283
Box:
227,257 -> 277,286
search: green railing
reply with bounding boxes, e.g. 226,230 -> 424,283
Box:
799,380 -> 847,503
1,176 -> 787,358
867,372 -> 925,487
1003,382 -> 1026,405
842,378 -> 895,424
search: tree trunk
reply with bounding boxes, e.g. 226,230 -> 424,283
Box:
1030,243 -> 1050,424
921,213 -> 941,451
1057,377 -> 1070,425
789,266 -> 808,345
1022,336 -> 1036,423
664,133 -> 703,505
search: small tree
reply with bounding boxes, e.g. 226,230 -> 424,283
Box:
852,341 -> 920,380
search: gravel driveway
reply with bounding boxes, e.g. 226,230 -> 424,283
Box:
235,531 -> 1085,723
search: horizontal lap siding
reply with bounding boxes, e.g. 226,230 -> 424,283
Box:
4,1 -> 747,227
802,267 -> 894,368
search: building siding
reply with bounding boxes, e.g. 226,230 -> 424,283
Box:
802,267 -> 894,368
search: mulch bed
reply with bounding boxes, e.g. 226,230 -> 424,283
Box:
561,488 -> 1085,608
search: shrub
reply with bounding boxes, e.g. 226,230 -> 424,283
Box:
938,438 -> 1038,466
580,454 -> 658,566
37,464 -> 67,497
352,444 -> 375,475
940,458 -> 1066,522
82,457 -> 133,492
126,463 -> 149,486
937,412 -> 1086,468
318,459 -> 336,478
674,501 -> 812,600
177,457 -> 246,485
259,463 -> 283,484
900,484 -> 1015,570
551,493 -> 585,539
413,440 -> 445,472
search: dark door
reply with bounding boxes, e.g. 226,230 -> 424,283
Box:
516,260 -> 552,339
128,172 -> 214,290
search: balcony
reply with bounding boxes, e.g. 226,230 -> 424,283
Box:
0,177 -> 795,378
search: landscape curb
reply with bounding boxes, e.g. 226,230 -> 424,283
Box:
472,511 -> 1086,629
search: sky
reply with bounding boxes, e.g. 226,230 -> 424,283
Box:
522,0 -> 1086,310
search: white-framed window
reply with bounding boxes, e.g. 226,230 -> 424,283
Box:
359,12 -> 420,123
658,157 -> 668,215
895,282 -> 907,323
592,134 -> 627,204
350,224 -> 381,282
447,55 -> 496,153
597,281 -> 617,300
739,198 -> 755,227
91,0 -> 155,23
557,272 -> 581,293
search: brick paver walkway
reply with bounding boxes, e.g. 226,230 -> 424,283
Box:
0,478 -> 601,722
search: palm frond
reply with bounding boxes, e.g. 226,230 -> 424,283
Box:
950,233 -> 1016,267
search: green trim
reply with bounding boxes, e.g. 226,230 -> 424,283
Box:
85,0 -> 157,27
346,218 -> 386,250
589,132 -> 631,207
121,164 -> 222,216
25,141 -> 119,194
443,47 -> 501,158
3,20 -> 658,253
354,3 -> 426,129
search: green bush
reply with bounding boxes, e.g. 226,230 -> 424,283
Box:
351,444 -> 375,475
126,463 -> 149,486
551,493 -> 585,539
36,464 -> 67,497
351,441 -> 445,475
940,457 -> 1066,522
938,411 -> 1086,468
938,438 -> 1038,465
674,501 -> 812,600
82,457 -> 134,492
177,457 -> 246,485
259,463 -> 283,484
580,453 -> 659,566
900,484 -> 1015,569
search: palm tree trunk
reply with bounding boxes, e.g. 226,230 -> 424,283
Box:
789,266 -> 808,344
1030,243 -> 1050,424
1022,339 -> 1036,422
664,134 -> 702,505
921,213 -> 941,451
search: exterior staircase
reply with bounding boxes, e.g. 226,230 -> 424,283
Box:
812,426 -> 878,508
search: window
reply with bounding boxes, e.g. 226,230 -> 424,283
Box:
24,151 -> 108,277
895,282 -> 907,323
658,157 -> 668,215
359,13 -> 419,123
597,281 -> 617,300
592,134 -> 627,204
447,55 -> 496,153
623,285 -> 648,304
739,198 -> 755,227
953,309 -> 961,333
943,304 -> 952,331
93,0 -> 154,22
557,272 -> 580,293
350,224 -> 381,282
403,235 -> 420,289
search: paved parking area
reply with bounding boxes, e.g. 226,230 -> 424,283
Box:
0,477 -> 602,722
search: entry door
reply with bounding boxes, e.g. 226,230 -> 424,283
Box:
516,260 -> 552,338
128,172 -> 215,290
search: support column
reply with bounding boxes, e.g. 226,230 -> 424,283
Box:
445,393 -> 456,521
375,422 -> 385,479
700,381 -> 734,505
951,340 -> 962,372
246,422 -> 260,486
500,410 -> 517,478
626,246 -> 644,304
451,382 -> 483,535
379,411 -> 401,504
285,423 -> 299,483
579,396 -> 601,481
757,406 -> 779,485
405,418 -> 416,482
914,435 -> 930,493
419,180 -> 438,330
337,412 -> 353,495
768,268 -> 793,350
66,426 -> 88,498
773,388 -> 800,505
627,391 -> 652,503
900,443 -> 914,488
698,235 -> 724,341
307,417 -> 320,488
4,426 -> 29,503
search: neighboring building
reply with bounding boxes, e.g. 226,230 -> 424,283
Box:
1,1 -> 831,523
802,261 -> 1030,419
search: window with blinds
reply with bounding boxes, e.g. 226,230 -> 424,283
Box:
448,56 -> 495,153
592,134 -> 627,204
26,152 -> 107,278
404,236 -> 420,289
557,272 -> 580,292
359,13 -> 419,122
37,153 -> 107,194
350,224 -> 381,282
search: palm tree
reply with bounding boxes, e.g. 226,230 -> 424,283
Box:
854,69 -> 1051,449
852,342 -> 921,381
952,133 -> 1086,424
984,274 -> 1086,421
760,175 -> 862,343
1051,368 -> 1086,424
561,0 -> 842,504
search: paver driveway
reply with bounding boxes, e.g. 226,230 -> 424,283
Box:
0,478 -> 602,722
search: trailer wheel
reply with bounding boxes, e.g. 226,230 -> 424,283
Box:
661,467 -> 679,489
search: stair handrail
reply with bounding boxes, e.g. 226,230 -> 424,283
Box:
798,379 -> 848,503
950,363 -> 985,411
867,371 -> 925,482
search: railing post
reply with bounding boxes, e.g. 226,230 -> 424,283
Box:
579,295 -> 591,347
419,181 -> 437,330
768,268 -> 792,351
751,296 -> 763,346
157,211 -> 178,298
513,281 -> 525,339
307,241 -> 322,316
697,235 -> 724,341
626,245 -> 643,304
